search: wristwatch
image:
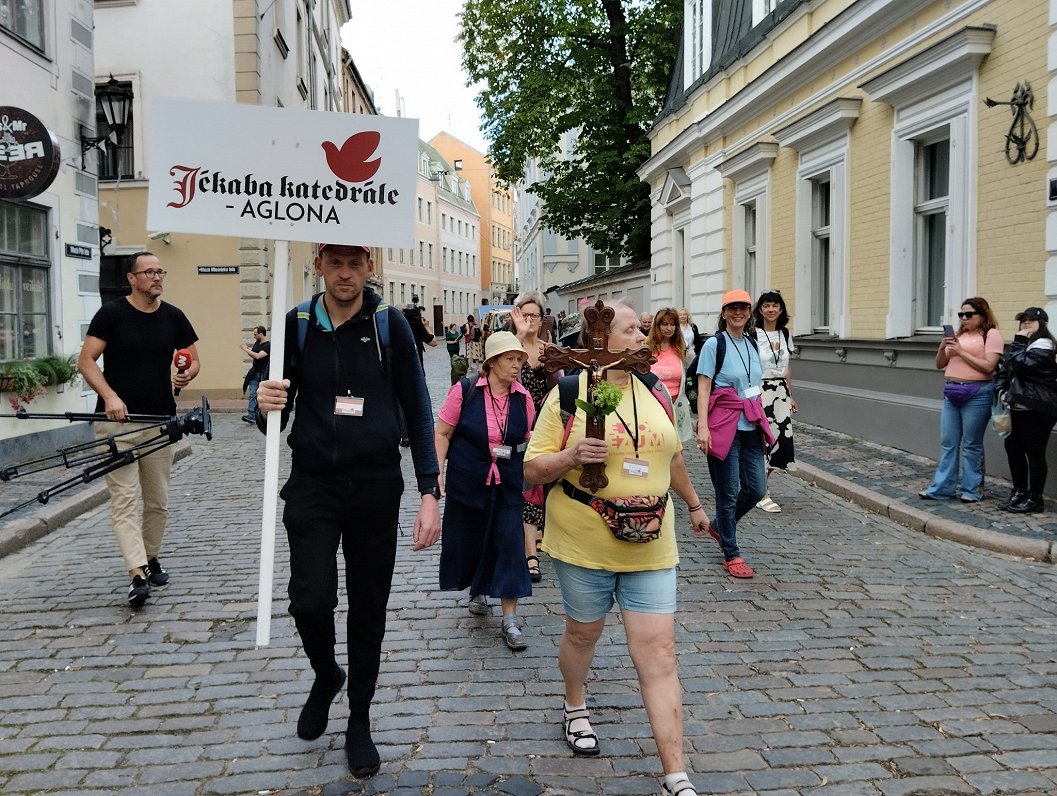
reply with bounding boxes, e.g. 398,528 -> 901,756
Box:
422,485 -> 442,500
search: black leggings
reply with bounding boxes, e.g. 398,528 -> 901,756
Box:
1004,409 -> 1057,494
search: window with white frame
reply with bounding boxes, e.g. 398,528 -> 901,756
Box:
811,177 -> 831,331
774,97 -> 858,338
751,0 -> 777,26
915,134 -> 949,329
1,0 -> 44,50
718,143 -> 776,303
0,201 -> 49,360
683,0 -> 711,86
860,26 -> 992,338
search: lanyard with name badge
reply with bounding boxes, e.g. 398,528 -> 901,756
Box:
326,297 -> 367,416
727,331 -> 761,399
487,384 -> 513,459
613,379 -> 650,478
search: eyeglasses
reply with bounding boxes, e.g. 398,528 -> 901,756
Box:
761,288 -> 781,294
521,312 -> 541,320
725,303 -> 752,311
134,269 -> 167,279
956,311 -> 978,319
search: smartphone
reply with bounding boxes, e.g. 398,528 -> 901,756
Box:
942,324 -> 955,339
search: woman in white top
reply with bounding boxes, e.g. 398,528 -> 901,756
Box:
677,308 -> 701,366
752,290 -> 798,512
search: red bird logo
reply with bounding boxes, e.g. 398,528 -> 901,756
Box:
321,131 -> 382,183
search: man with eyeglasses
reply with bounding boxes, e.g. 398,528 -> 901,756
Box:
78,251 -> 200,608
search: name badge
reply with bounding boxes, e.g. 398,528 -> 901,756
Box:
623,457 -> 649,478
334,395 -> 364,416
492,444 -> 513,459
743,385 -> 761,399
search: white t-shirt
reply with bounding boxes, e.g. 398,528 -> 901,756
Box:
755,327 -> 795,380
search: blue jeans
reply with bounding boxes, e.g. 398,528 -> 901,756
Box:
707,430 -> 767,561
247,374 -> 261,417
925,382 -> 993,500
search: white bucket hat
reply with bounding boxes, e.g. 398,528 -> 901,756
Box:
484,330 -> 525,362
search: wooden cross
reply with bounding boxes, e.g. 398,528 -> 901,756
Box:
541,300 -> 655,492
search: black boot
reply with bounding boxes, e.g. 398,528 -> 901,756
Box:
1008,493 -> 1044,514
296,663 -> 346,741
345,714 -> 380,778
1000,489 -> 1026,510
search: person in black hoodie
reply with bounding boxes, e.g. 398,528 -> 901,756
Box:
255,243 -> 441,778
995,306 -> 1057,513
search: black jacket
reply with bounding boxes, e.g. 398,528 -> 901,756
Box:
260,286 -> 439,492
996,335 -> 1057,416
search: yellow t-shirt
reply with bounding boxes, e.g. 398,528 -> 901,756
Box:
525,373 -> 682,572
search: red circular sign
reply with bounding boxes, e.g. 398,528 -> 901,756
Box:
0,106 -> 61,200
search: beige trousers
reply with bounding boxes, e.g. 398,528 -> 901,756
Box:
95,422 -> 174,573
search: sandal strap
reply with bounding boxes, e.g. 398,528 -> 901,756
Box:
564,708 -> 597,748
664,780 -> 698,796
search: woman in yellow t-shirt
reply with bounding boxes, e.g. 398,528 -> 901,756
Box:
524,303 -> 709,796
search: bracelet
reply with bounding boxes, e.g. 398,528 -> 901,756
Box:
687,504 -> 702,513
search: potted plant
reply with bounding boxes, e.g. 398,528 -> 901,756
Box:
1,355 -> 79,410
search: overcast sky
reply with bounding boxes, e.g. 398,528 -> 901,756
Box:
341,1 -> 489,155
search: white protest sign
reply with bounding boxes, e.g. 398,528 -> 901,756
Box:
146,99 -> 417,646
147,98 -> 417,246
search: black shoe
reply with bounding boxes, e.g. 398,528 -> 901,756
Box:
241,414 -> 255,423
145,557 -> 169,586
399,436 -> 410,448
1008,494 -> 1044,514
345,717 -> 380,778
127,575 -> 151,607
297,664 -> 346,741
1000,489 -> 1026,510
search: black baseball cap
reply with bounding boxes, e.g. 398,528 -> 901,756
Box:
1015,307 -> 1049,323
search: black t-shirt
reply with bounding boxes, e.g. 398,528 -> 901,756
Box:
251,340 -> 271,376
86,298 -> 199,415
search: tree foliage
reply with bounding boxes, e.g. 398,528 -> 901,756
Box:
460,0 -> 680,262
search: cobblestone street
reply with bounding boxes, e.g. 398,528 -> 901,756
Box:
1,344 -> 1056,795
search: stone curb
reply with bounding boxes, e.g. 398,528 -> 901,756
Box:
0,440 -> 192,560
792,462 -> 1056,564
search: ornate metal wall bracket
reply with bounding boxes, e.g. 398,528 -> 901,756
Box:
984,82 -> 1039,165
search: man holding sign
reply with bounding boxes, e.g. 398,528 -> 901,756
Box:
255,243 -> 440,778
77,251 -> 200,607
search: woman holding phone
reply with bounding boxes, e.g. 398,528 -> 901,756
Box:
920,297 -> 1004,503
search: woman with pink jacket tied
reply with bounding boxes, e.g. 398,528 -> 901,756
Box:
694,290 -> 775,579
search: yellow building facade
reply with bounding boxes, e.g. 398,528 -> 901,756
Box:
643,0 -> 1049,482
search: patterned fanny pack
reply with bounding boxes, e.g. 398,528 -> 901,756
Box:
561,480 -> 664,544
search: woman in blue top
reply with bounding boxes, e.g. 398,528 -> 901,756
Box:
695,290 -> 771,579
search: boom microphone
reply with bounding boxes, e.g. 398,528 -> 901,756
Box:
173,348 -> 192,397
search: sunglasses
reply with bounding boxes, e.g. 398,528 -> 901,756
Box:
956,311 -> 979,319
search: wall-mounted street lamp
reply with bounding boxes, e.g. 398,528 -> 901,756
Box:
80,75 -> 133,170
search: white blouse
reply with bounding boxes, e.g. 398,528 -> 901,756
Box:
755,327 -> 795,380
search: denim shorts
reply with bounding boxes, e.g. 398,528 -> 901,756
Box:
552,559 -> 677,623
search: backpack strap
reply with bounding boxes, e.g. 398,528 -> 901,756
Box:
557,374 -> 580,450
459,374 -> 477,405
633,370 -> 675,424
295,292 -> 391,373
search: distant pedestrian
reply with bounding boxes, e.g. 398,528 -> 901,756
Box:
995,306 -> 1057,513
639,311 -> 653,337
77,251 -> 200,607
240,325 -> 269,424
677,308 -> 702,363
541,307 -> 557,343
255,243 -> 440,778
646,307 -> 694,442
444,323 -> 461,358
510,291 -> 561,582
920,297 -> 1003,503
462,314 -> 482,368
434,331 -> 534,650
752,291 -> 797,513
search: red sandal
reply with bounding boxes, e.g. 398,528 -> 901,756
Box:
723,557 -> 755,578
